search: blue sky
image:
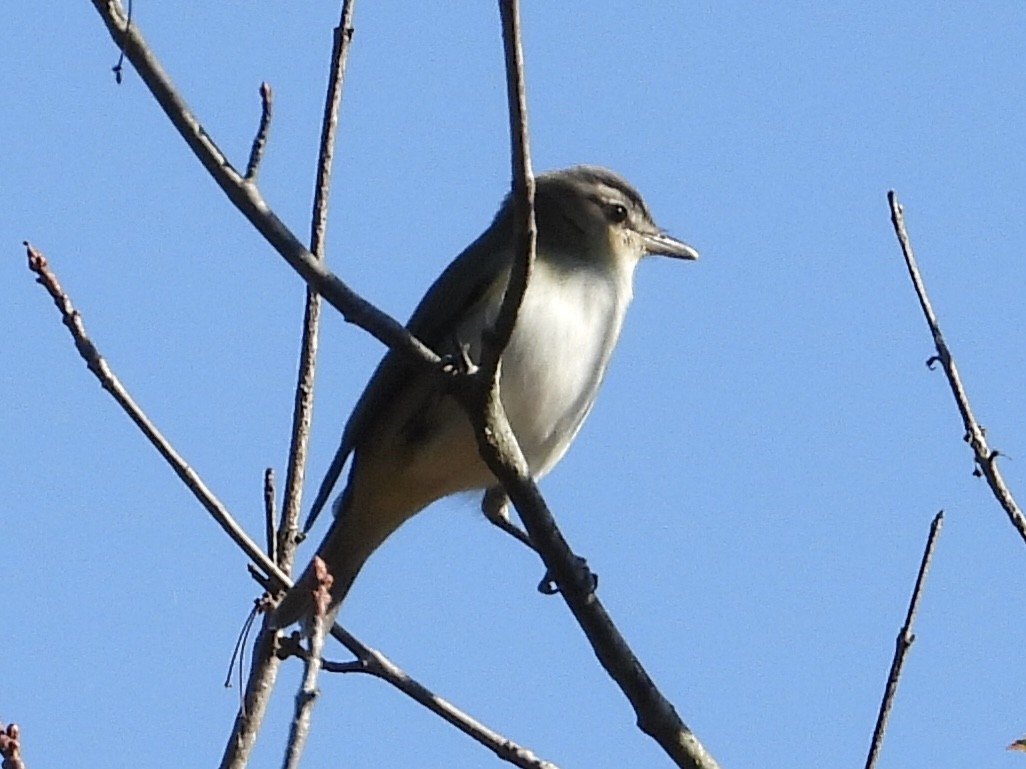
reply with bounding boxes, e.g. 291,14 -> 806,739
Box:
5,3 -> 1026,768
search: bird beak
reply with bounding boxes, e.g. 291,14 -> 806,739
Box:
641,231 -> 699,260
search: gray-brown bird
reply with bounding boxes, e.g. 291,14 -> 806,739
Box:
272,165 -> 698,628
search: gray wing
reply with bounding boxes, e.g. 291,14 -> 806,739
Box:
303,219 -> 512,531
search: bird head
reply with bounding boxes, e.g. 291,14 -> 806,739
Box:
531,165 -> 699,270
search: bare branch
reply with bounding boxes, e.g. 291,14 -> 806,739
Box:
218,623 -> 281,769
264,468 -> 278,564
279,0 -> 358,577
483,0 -> 536,374
864,510 -> 944,769
887,192 -> 1026,545
245,82 -> 273,181
465,0 -> 537,583
340,640 -> 560,769
89,0 -> 440,377
27,241 -> 292,769
24,242 -> 290,590
25,237 -> 290,769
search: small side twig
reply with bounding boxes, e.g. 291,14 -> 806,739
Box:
245,82 -> 273,181
864,510 -> 944,769
888,192 -> 1026,546
282,558 -> 332,769
264,468 -> 277,564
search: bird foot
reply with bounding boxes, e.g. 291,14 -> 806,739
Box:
536,555 -> 598,596
441,338 -> 479,377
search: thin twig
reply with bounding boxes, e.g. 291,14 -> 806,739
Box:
482,0 -> 536,374
264,468 -> 277,564
24,242 -> 290,590
283,558 -> 332,769
278,0 -> 358,576
864,510 -> 944,769
218,623 -> 281,769
888,192 -> 1026,545
245,82 -> 273,181
110,0 -> 132,83
337,640 -> 560,769
223,602 -> 262,690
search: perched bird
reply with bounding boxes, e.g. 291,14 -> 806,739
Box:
272,165 -> 698,629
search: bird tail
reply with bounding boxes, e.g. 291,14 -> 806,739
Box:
269,494 -> 418,631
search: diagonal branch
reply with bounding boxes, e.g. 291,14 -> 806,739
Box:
90,0 -> 440,380
25,241 -> 289,589
887,192 -> 1026,545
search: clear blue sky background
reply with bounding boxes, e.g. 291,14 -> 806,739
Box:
5,3 -> 1026,768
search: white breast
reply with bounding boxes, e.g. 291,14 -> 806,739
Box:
498,257 -> 633,477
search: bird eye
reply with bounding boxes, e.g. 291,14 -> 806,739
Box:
607,203 -> 629,224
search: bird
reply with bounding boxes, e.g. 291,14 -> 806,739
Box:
271,165 -> 698,629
